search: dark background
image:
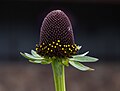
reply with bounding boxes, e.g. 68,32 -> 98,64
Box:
0,1 -> 120,91
0,1 -> 120,62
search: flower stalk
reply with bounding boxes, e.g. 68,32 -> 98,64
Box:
51,59 -> 66,91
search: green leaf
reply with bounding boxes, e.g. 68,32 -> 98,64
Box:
70,56 -> 98,62
40,57 -> 52,64
31,50 -> 41,58
69,61 -> 94,71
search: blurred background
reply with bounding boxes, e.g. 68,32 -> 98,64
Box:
0,0 -> 120,91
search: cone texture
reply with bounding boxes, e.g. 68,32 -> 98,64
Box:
36,10 -> 78,57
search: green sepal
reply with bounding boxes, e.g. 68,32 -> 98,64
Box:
72,51 -> 89,57
20,51 -> 44,64
77,45 -> 82,50
31,50 -> 41,58
62,58 -> 69,66
20,52 -> 44,60
69,60 -> 94,71
70,51 -> 98,62
41,60 -> 52,64
29,60 -> 42,63
69,56 -> 98,62
40,57 -> 52,64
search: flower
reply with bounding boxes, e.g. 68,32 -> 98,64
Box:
20,10 -> 98,91
20,10 -> 98,71
36,10 -> 79,58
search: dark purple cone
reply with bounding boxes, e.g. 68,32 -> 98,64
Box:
36,10 -> 78,58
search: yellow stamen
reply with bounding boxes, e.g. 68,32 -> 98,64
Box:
72,45 -> 75,48
40,45 -> 42,48
69,48 -> 71,50
54,46 -> 56,48
77,46 -> 81,50
49,44 -> 51,46
63,45 -> 66,47
74,44 -> 77,46
36,44 -> 39,47
62,48 -> 64,50
36,48 -> 38,51
68,45 -> 70,47
51,45 -> 53,47
52,41 -> 55,44
50,50 -> 53,52
47,48 -> 50,50
57,40 -> 60,42
44,46 -> 47,49
56,43 -> 58,45
64,51 -> 66,53
59,45 -> 61,47
43,43 -> 45,45
75,48 -> 78,51
72,45 -> 74,47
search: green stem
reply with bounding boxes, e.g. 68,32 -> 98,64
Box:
51,59 -> 66,91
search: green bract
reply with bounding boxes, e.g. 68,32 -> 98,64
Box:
20,49 -> 98,71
